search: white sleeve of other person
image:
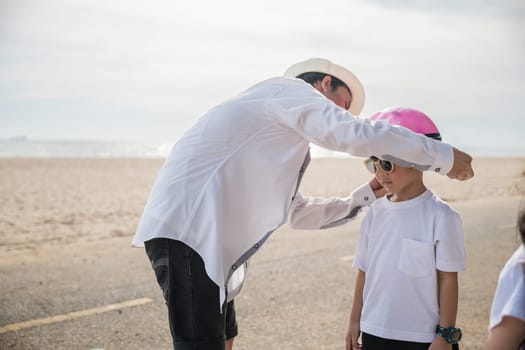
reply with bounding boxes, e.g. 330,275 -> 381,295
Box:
489,246 -> 525,330
133,77 -> 455,308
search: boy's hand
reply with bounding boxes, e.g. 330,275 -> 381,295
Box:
345,320 -> 361,350
428,336 -> 452,350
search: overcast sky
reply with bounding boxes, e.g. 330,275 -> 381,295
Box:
1,0 -> 524,154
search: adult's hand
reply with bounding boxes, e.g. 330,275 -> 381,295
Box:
447,147 -> 474,181
369,177 -> 387,199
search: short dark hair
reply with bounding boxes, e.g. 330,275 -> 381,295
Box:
296,72 -> 350,96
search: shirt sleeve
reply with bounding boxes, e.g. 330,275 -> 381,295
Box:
353,210 -> 372,272
288,182 -> 375,230
489,248 -> 525,329
266,81 -> 454,175
434,209 -> 466,272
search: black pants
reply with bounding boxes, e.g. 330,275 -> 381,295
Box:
362,332 -> 460,350
145,238 -> 238,350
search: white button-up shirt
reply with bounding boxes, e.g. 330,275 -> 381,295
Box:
132,76 -> 453,307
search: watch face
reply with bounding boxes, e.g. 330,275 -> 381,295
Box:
450,329 -> 462,342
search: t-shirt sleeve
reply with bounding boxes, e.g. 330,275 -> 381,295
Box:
434,209 -> 466,272
353,211 -> 371,272
489,248 -> 525,329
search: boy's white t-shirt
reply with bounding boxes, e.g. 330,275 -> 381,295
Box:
353,190 -> 466,343
489,245 -> 525,330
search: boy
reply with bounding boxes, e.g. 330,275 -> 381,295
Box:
346,107 -> 466,350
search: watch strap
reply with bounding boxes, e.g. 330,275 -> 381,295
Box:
436,325 -> 462,344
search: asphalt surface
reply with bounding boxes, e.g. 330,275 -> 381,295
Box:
0,197 -> 521,350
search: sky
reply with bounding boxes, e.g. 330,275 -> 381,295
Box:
1,0 -> 524,156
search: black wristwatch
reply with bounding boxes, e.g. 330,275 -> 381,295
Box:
436,325 -> 462,344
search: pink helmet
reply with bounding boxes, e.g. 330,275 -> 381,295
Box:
369,107 -> 442,141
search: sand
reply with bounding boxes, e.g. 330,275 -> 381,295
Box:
0,157 -> 524,349
1,157 -> 523,254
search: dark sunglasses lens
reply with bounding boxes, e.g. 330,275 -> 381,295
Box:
380,160 -> 393,172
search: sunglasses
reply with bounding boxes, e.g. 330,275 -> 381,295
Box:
364,156 -> 395,174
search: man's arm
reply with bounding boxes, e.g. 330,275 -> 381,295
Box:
430,271 -> 459,350
288,179 -> 384,230
268,83 -> 474,181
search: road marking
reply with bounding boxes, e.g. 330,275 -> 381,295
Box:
340,255 -> 354,262
0,297 -> 153,334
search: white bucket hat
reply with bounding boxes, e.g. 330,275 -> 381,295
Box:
284,58 -> 365,116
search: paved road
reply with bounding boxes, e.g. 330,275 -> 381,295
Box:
0,197 -> 521,349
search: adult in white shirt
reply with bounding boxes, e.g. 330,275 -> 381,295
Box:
486,208 -> 525,350
132,58 -> 474,350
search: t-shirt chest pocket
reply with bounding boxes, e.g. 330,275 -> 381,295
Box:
398,238 -> 435,278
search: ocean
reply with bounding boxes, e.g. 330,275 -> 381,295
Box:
0,138 -> 523,158
0,139 -> 175,158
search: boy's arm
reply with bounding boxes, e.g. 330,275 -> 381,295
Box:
430,271 -> 459,350
346,269 -> 365,350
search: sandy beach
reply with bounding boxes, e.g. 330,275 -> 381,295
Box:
0,156 -> 524,349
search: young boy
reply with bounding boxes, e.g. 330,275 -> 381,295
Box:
346,107 -> 466,350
